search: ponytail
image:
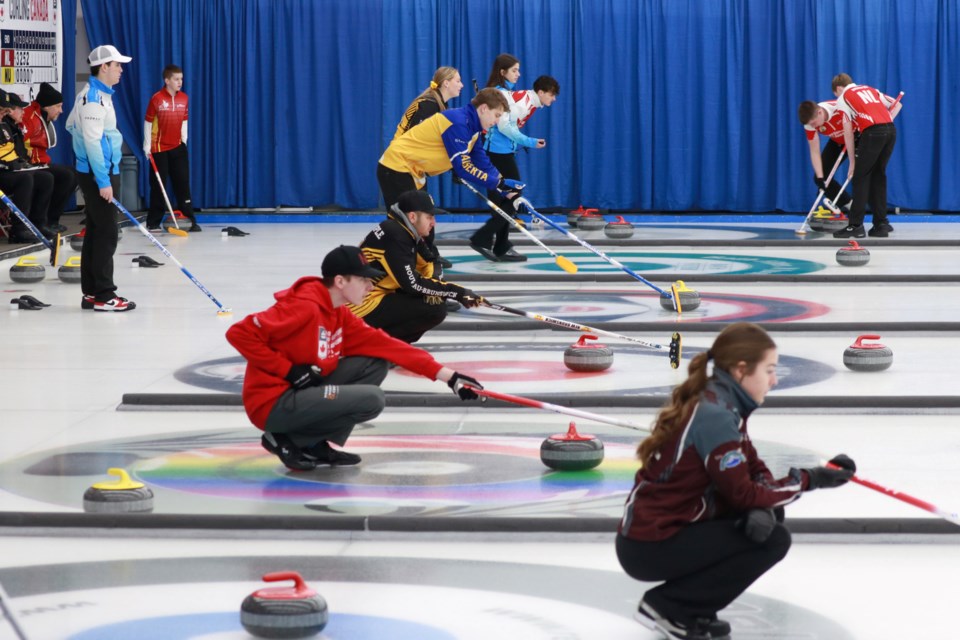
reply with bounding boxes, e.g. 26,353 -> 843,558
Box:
637,323 -> 775,466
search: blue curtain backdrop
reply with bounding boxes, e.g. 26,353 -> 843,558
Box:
47,0 -> 77,168
78,0 -> 959,212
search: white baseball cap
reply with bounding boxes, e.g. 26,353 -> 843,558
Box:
88,44 -> 132,65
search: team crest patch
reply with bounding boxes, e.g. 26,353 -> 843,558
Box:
719,450 -> 745,470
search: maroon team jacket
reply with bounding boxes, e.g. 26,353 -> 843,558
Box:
619,369 -> 806,541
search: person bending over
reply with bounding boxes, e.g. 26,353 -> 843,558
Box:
617,322 -> 856,640
351,190 -> 484,343
226,245 -> 483,472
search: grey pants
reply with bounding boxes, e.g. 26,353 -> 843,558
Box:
264,356 -> 388,448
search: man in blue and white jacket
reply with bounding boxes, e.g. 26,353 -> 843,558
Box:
66,44 -> 135,312
469,75 -> 559,263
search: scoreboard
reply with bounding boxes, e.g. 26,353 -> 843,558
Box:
0,0 -> 62,100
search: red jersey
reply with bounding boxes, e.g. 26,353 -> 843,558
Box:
21,102 -> 55,164
836,84 -> 895,131
225,276 -> 443,429
144,89 -> 188,153
803,100 -> 849,144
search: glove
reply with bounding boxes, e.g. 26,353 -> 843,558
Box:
740,508 -> 777,543
447,372 -> 482,401
827,453 -> 857,473
451,174 -> 464,185
802,456 -> 856,491
497,177 -> 526,199
814,177 -> 827,191
285,364 -> 323,390
458,289 -> 485,309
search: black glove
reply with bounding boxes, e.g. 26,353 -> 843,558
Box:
458,288 -> 485,309
447,372 -> 482,401
814,176 -> 827,191
285,364 -> 323,390
451,174 -> 464,185
802,461 -> 855,491
741,508 -> 777,543
497,177 -> 526,199
827,453 -> 857,473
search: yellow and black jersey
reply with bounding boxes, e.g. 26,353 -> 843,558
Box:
379,103 -> 501,190
393,95 -> 445,140
349,209 -> 468,318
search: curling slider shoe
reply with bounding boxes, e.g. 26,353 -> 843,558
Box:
131,255 -> 164,268
10,297 -> 46,310
19,295 -> 50,307
222,226 -> 250,237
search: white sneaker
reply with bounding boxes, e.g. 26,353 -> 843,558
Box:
94,296 -> 137,312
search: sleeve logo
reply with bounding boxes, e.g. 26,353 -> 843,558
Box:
719,450 -> 745,470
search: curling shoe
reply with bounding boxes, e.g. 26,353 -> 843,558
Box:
304,441 -> 362,466
833,225 -> 865,239
634,599 -> 711,640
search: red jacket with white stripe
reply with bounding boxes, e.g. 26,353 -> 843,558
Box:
22,102 -> 55,164
226,277 -> 443,429
804,100 -> 851,145
619,369 -> 805,542
835,84 -> 896,131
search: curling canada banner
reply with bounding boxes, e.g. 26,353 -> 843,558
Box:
0,0 -> 62,99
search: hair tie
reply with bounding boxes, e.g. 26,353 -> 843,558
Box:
430,80 -> 439,89
704,350 -> 715,377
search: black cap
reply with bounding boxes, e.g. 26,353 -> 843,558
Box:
36,83 -> 62,108
3,91 -> 28,108
396,190 -> 446,216
321,245 -> 384,279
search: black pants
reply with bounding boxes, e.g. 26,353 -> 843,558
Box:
616,520 -> 791,622
44,164 -> 78,227
147,144 -> 195,227
471,151 -> 518,255
849,123 -> 896,228
361,291 -> 447,344
265,356 -> 388,448
818,140 -> 852,209
0,168 -> 54,235
376,162 -> 418,210
77,172 -> 121,300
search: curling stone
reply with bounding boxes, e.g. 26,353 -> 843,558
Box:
69,228 -> 86,251
836,240 -> 870,267
540,422 -> 605,471
604,216 -> 635,239
843,334 -> 893,372
241,571 -> 328,639
83,468 -> 154,513
820,214 -> 849,233
567,205 -> 595,227
659,280 -> 701,312
58,256 -> 82,283
564,334 -> 614,372
9,256 -> 45,283
577,211 -> 606,231
809,207 -> 848,233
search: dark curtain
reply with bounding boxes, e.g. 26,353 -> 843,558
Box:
78,0 -> 959,212
48,0 -> 78,168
